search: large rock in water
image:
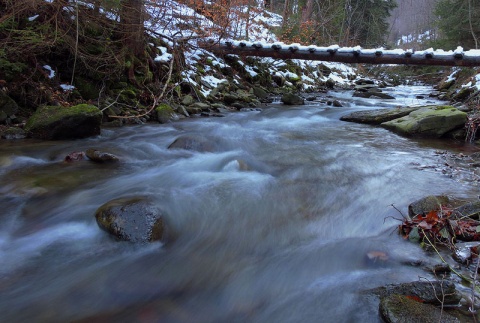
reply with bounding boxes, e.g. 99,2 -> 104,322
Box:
281,93 -> 304,105
95,196 -> 171,243
340,107 -> 419,125
25,104 -> 102,140
367,280 -> 461,306
380,294 -> 459,323
381,105 -> 467,137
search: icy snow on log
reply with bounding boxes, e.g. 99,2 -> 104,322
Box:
201,40 -> 480,66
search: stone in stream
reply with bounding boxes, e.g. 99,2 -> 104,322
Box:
95,196 -> 173,243
381,105 -> 467,138
367,280 -> 461,306
340,107 -> 419,125
24,104 -> 102,140
380,294 -> 460,323
281,93 -> 304,105
168,135 -> 217,152
85,148 -> 119,163
407,195 -> 451,218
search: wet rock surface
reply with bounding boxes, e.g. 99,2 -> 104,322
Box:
380,294 -> 460,323
381,106 -> 467,137
95,196 -> 172,243
340,107 -> 419,125
86,148 -> 119,163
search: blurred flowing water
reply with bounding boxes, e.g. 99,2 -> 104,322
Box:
0,86 -> 477,322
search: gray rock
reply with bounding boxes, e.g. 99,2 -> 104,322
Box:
381,106 -> 467,137
332,100 -> 343,107
408,195 -> 450,218
281,93 -> 304,105
340,107 -> 419,125
95,196 -> 172,243
452,201 -> 480,220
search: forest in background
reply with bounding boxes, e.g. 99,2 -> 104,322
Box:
1,0 -> 480,115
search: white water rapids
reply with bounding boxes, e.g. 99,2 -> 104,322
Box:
0,86 -> 477,322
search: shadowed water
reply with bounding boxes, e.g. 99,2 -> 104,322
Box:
0,86 -> 476,322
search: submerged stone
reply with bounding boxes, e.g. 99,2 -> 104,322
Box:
168,135 -> 216,152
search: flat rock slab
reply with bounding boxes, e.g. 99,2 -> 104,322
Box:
340,107 -> 419,125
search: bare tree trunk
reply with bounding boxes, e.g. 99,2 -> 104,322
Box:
121,0 -> 145,57
120,0 -> 145,84
282,0 -> 291,29
301,0 -> 314,22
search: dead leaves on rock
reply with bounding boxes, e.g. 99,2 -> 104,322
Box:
400,208 -> 480,243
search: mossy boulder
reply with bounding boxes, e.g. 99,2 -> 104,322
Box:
381,105 -> 467,137
156,103 -> 177,124
95,196 -> 172,243
181,95 -> 195,106
281,93 -> 304,105
25,104 -> 102,140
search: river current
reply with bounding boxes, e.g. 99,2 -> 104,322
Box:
0,86 -> 478,322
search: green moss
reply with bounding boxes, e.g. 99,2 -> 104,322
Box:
0,49 -> 27,81
155,103 -> 175,123
25,104 -> 100,131
75,77 -> 100,100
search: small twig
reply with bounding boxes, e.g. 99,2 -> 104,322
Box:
110,41 -> 175,120
390,203 -> 409,220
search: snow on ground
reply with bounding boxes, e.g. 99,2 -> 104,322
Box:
37,0 -> 480,95
141,0 -> 360,94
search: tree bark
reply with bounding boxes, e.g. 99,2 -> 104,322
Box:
301,0 -> 314,22
120,0 -> 145,57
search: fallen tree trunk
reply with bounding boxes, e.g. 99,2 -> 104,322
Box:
200,40 -> 480,66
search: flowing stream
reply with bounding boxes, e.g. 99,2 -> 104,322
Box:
0,86 -> 478,322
